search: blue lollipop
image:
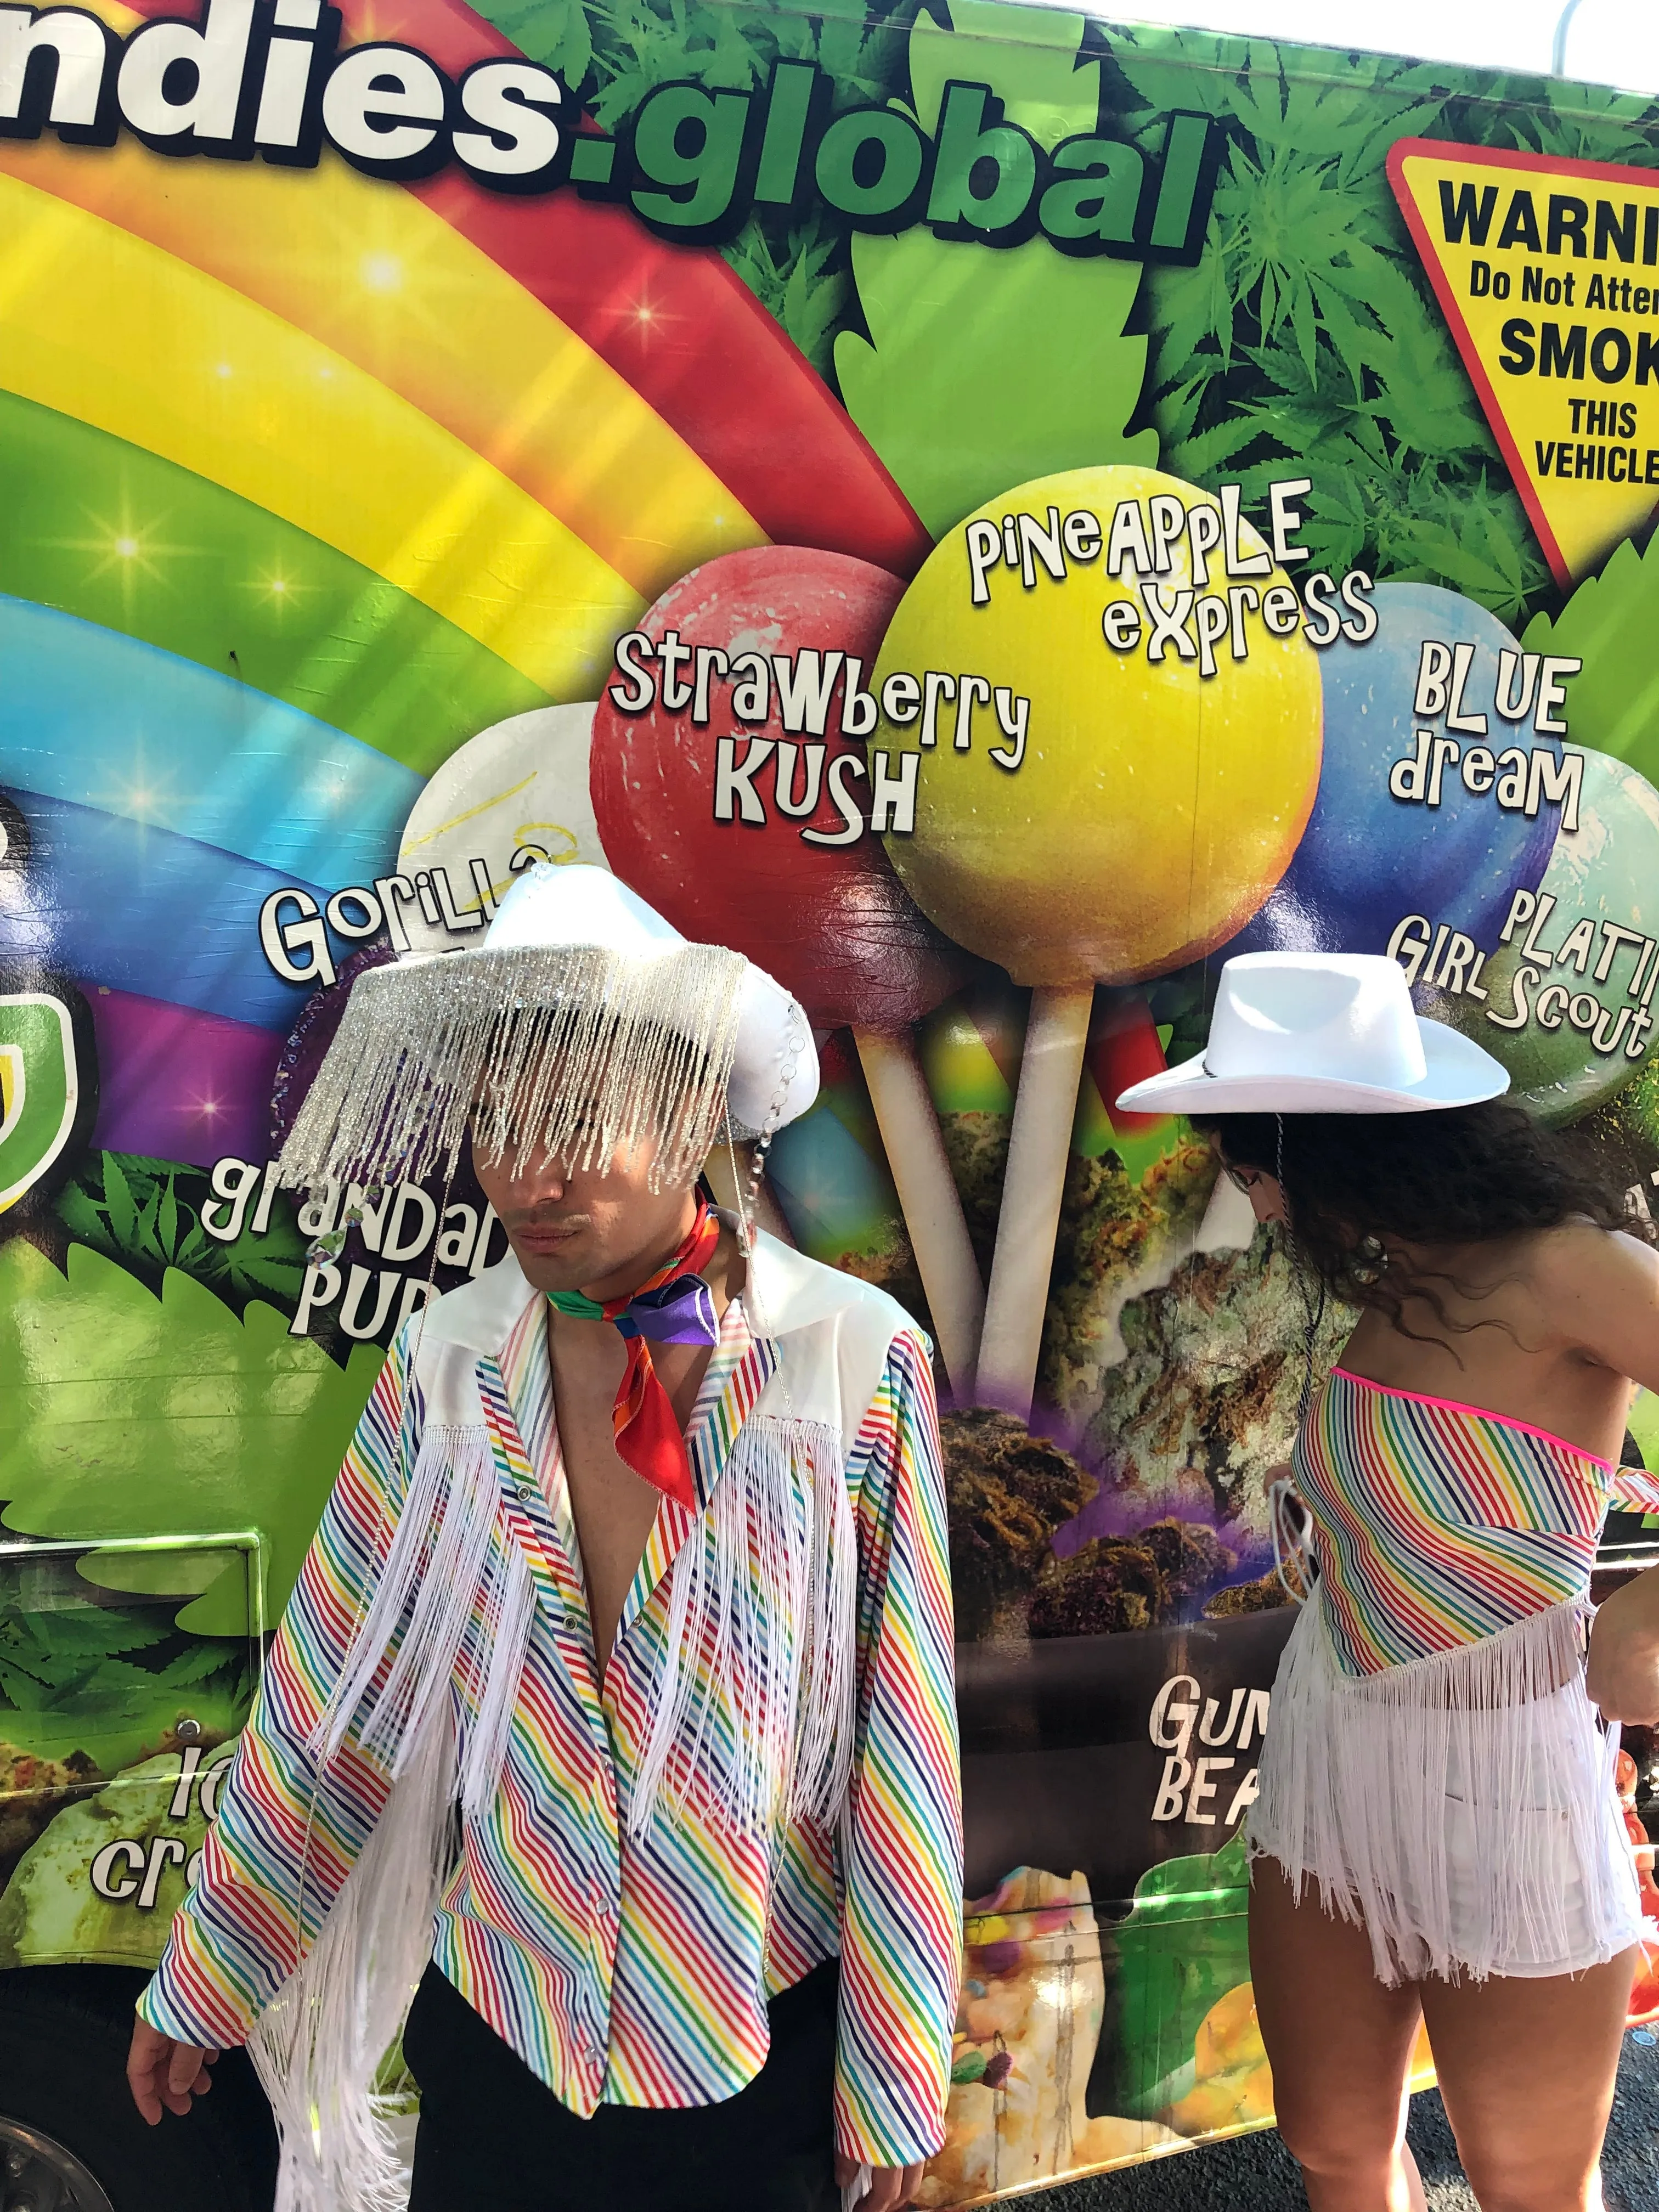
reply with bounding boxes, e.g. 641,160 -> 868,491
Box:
1229,582 -> 1561,959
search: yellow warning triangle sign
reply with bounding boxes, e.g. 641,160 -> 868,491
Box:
1390,139 -> 1659,587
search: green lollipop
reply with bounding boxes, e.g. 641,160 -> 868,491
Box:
1435,748 -> 1659,1125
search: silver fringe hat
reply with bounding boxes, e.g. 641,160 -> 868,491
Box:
276,862 -> 819,1195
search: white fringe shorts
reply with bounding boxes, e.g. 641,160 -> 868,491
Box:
1248,1592 -> 1648,1985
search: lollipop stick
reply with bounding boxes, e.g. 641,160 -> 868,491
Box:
854,1028 -> 985,1397
974,982 -> 1095,1418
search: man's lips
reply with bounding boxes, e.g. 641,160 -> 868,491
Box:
510,1221 -> 587,1252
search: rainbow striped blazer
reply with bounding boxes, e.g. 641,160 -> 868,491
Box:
139,1234 -> 962,2168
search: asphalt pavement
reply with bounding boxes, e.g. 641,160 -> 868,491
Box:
1029,2034 -> 1659,2210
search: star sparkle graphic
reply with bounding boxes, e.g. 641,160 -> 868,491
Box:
50,495 -> 205,624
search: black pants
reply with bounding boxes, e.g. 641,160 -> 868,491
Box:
404,1958 -> 841,2211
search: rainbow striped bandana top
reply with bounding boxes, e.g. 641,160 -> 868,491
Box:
1293,1368 -> 1659,1678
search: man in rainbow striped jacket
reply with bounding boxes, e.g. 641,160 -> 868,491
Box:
125,866 -> 963,2212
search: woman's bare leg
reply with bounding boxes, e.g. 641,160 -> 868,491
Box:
1249,1858 -> 1427,2212
1419,1950 -> 1634,2212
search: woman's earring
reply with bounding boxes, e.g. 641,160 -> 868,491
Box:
1351,1234 -> 1387,1286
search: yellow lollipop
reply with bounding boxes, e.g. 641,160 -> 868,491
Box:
871,464 -> 1323,1411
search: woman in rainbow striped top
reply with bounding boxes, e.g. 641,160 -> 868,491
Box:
1117,952 -> 1659,2212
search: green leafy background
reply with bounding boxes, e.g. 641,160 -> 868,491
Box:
2,1602 -> 229,1736
0,1573 -> 250,1774
0,1238 -> 381,1637
466,0 -> 1659,632
834,2 -> 1158,538
1110,30 -> 1659,625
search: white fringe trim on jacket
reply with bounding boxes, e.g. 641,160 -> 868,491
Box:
630,1415 -> 856,1837
247,1409 -> 855,2211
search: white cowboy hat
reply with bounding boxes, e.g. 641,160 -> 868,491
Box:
482,863 -> 819,1133
1115,951 -> 1510,1116
279,862 -> 818,1194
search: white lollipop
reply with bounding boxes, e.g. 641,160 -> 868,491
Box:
394,703 -> 603,959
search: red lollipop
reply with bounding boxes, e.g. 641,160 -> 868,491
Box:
592,546 -> 957,1025
591,545 -> 984,1390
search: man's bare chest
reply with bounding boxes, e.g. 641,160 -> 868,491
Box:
549,1321 -> 714,1672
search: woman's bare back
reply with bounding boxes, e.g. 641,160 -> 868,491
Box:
1339,1219 -> 1656,1462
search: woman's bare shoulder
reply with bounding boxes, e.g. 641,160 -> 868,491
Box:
1403,1220 -> 1624,1305
1523,1219 -> 1659,1379
1523,1216 -> 1656,1290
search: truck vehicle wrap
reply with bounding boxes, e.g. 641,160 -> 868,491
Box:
4,0 -> 1659,2202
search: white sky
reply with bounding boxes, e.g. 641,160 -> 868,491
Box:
1007,1 -> 1659,91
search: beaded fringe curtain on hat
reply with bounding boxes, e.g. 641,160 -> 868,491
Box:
277,943 -> 749,1193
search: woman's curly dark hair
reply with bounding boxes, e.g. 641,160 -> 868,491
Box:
1192,1101 -> 1646,1330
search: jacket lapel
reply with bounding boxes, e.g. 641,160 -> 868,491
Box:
475,1293 -> 606,1724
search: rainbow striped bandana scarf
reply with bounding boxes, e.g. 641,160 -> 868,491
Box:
545,1199 -> 722,1511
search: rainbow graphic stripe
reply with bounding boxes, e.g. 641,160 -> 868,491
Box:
0,0 -> 924,1173
1294,1367 -> 1659,1677
140,1290 -> 960,2168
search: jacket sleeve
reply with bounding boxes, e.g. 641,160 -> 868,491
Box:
833,1328 -> 963,2169
138,1331 -> 416,2049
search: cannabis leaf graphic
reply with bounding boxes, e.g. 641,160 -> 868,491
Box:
0,1538 -> 256,1776
1487,72 -> 1659,166
54,1152 -> 308,1310
1522,537 -> 1659,789
723,213 -> 849,382
0,1607 -> 244,1731
837,2 -> 1158,537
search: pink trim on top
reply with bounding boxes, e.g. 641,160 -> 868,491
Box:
1328,1367 -> 1617,1472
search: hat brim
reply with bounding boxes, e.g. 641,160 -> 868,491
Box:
1115,1015 -> 1510,1117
